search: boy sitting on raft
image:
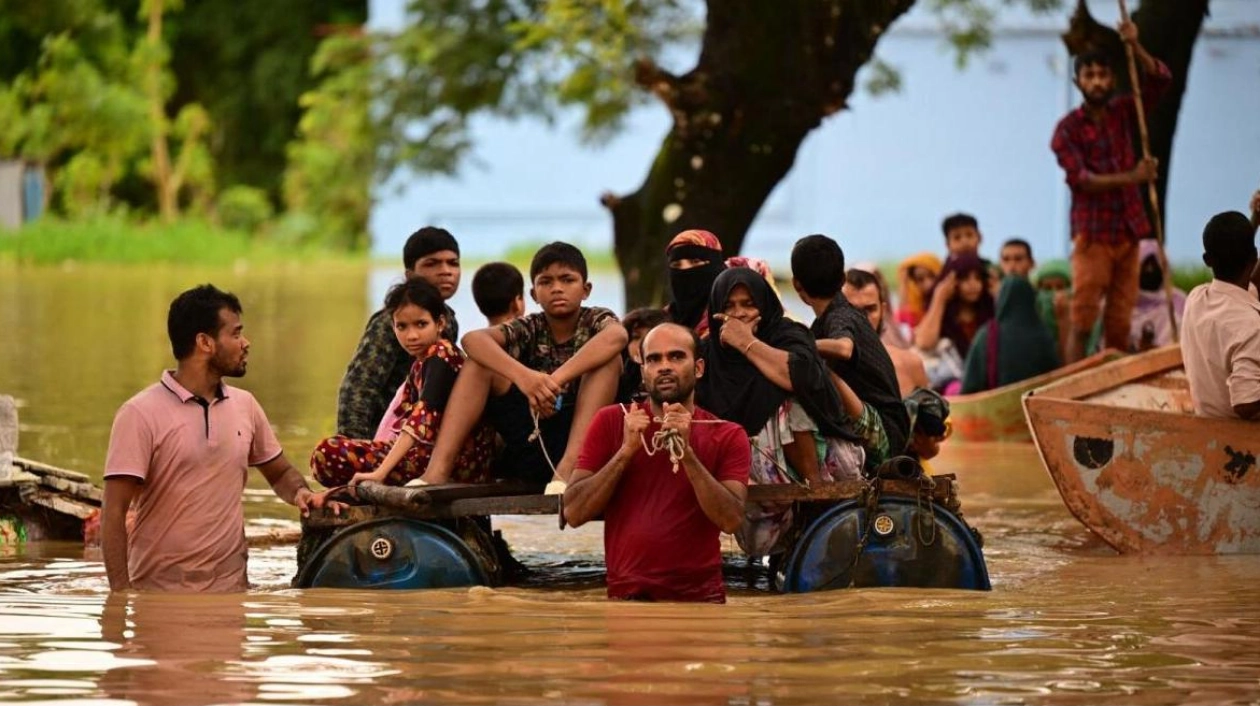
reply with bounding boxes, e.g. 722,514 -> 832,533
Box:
417,242 -> 627,489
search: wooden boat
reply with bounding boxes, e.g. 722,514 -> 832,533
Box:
1022,344 -> 1260,554
948,349 -> 1123,443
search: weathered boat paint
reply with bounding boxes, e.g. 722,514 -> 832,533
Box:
948,349 -> 1122,443
1023,345 -> 1260,554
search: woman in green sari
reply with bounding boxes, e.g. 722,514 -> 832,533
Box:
960,276 -> 1061,393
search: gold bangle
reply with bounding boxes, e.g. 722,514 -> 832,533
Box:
742,339 -> 758,355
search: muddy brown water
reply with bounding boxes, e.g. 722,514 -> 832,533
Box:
2,264 -> 1257,704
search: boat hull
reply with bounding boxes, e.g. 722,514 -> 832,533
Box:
1023,346 -> 1260,554
949,349 -> 1121,443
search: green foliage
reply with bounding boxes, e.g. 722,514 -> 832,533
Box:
162,0 -> 368,201
283,33 -> 374,251
0,0 -> 220,218
0,216 -> 352,266
217,185 -> 274,234
0,29 -> 148,215
932,0 -> 1064,69
372,0 -> 693,180
1171,265 -> 1211,293
864,59 -> 904,96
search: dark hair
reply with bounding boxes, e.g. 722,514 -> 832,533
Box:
1074,50 -> 1111,78
383,277 -> 446,326
790,234 -> 846,299
1202,211 -> 1258,281
941,213 -> 979,238
931,253 -> 995,357
1001,238 -> 1033,260
845,268 -> 887,303
641,321 -> 702,360
402,226 -> 459,271
530,241 -> 588,281
471,262 -> 524,318
622,307 -> 670,335
167,284 -> 242,360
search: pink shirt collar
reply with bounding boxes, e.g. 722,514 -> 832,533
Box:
160,370 -> 228,403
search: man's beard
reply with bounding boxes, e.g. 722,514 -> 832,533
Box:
211,352 -> 247,378
1083,88 -> 1113,107
648,376 -> 694,405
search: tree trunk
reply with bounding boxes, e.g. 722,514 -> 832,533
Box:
1132,0 -> 1209,221
604,0 -> 915,307
145,0 -> 177,222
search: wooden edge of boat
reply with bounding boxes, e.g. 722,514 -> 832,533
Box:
1022,344 -> 1181,403
303,474 -> 961,529
950,348 -> 1124,407
946,349 -> 1123,442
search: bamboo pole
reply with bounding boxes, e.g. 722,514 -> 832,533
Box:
1117,0 -> 1179,343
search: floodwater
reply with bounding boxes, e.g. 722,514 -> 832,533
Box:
2,264 -> 1259,705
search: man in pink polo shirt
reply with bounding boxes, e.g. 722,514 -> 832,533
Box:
103,284 -> 330,592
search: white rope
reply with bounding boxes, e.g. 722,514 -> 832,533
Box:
528,409 -> 561,478
618,403 -> 725,474
527,400 -> 725,478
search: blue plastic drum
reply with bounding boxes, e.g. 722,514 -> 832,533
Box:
780,496 -> 991,592
297,518 -> 489,590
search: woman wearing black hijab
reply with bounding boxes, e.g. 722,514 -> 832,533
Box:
698,268 -> 866,555
665,229 -> 727,335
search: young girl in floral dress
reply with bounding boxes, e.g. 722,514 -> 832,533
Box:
310,278 -> 495,487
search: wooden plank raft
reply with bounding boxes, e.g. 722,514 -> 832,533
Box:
303,474 -> 960,529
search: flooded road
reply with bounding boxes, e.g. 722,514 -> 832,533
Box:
2,265 -> 1259,704
4,441 -> 1259,705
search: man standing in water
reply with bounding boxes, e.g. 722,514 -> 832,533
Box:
1050,20 -> 1171,362
102,284 -> 331,592
564,323 -> 750,602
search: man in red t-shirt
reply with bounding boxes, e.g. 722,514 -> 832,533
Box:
565,323 -> 750,603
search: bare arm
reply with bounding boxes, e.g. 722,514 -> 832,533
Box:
906,352 -> 931,392
551,322 -> 629,387
914,290 -> 947,351
563,406 -> 646,526
816,337 -> 854,361
828,370 -> 865,419
680,448 -> 747,534
102,476 -> 140,592
462,327 -> 535,388
256,454 -> 317,514
742,340 -> 793,390
1123,20 -> 1159,75
555,355 -> 622,482
562,453 -> 633,527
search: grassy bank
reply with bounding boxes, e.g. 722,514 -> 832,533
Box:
0,220 -> 1215,293
0,217 -> 362,266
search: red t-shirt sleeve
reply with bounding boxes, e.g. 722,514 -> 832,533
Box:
576,405 -> 624,474
711,423 -> 751,485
